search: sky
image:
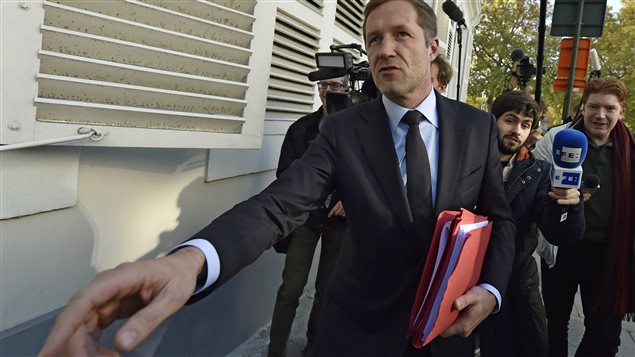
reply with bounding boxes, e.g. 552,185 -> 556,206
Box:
606,0 -> 623,13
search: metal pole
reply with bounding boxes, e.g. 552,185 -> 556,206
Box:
562,0 -> 585,121
456,25 -> 463,101
535,0 -> 547,104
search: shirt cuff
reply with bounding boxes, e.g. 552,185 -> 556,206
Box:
478,283 -> 502,314
171,239 -> 220,295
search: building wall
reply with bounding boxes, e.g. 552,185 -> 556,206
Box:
0,147 -> 296,354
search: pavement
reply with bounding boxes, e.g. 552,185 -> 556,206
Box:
228,288 -> 635,357
568,291 -> 635,357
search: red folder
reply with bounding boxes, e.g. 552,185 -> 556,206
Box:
407,208 -> 492,348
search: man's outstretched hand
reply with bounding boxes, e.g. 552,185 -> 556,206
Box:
39,247 -> 205,356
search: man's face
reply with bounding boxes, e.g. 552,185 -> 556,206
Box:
582,93 -> 625,145
317,78 -> 348,111
496,110 -> 533,157
430,62 -> 446,93
365,0 -> 439,107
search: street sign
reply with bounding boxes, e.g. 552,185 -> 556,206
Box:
553,38 -> 591,93
551,0 -> 607,37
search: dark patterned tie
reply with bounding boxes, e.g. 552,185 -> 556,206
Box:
402,110 -> 433,228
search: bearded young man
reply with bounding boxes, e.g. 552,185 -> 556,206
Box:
478,90 -> 584,357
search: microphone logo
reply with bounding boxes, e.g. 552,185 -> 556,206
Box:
555,146 -> 582,164
553,171 -> 582,187
551,129 -> 588,189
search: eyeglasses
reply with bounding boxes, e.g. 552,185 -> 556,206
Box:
317,82 -> 345,90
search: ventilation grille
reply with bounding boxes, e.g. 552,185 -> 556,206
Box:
335,0 -> 365,37
299,0 -> 324,13
265,10 -> 320,121
446,23 -> 455,59
435,7 -> 452,60
36,0 -> 256,132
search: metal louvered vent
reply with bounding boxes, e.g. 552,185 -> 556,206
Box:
335,0 -> 365,37
446,23 -> 455,59
299,0 -> 324,14
36,0 -> 256,133
265,10 -> 320,121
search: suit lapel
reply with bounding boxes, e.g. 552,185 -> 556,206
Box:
435,93 -> 470,215
355,98 -> 412,229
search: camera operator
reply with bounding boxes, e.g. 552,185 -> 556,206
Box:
507,49 -> 536,91
268,76 -> 350,357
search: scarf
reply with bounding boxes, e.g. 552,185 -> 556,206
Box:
501,147 -> 530,182
601,120 -> 635,321
573,118 -> 635,321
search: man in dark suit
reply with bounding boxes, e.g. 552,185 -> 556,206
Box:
41,1 -> 517,355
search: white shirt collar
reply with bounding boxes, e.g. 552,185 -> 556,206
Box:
383,90 -> 438,132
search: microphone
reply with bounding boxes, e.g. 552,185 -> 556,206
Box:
590,48 -> 601,79
551,129 -> 588,189
307,67 -> 348,82
580,174 -> 601,195
511,48 -> 525,63
442,0 -> 466,27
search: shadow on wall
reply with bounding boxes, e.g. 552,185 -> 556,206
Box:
124,176 -> 284,356
137,175 -> 218,262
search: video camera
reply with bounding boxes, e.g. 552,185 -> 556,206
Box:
308,44 -> 376,114
508,48 -> 537,90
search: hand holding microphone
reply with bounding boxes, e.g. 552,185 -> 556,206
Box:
549,129 -> 588,220
548,187 -> 581,205
551,129 -> 588,189
551,174 -> 600,204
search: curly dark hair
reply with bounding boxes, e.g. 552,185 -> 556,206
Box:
490,90 -> 541,129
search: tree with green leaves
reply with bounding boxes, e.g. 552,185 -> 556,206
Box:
467,0 -> 545,110
468,0 -> 634,129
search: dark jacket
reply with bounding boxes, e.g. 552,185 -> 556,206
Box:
480,150 -> 585,357
505,151 -> 584,267
273,107 -> 346,253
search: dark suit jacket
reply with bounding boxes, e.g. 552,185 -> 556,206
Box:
191,92 -> 515,355
275,106 -> 345,235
